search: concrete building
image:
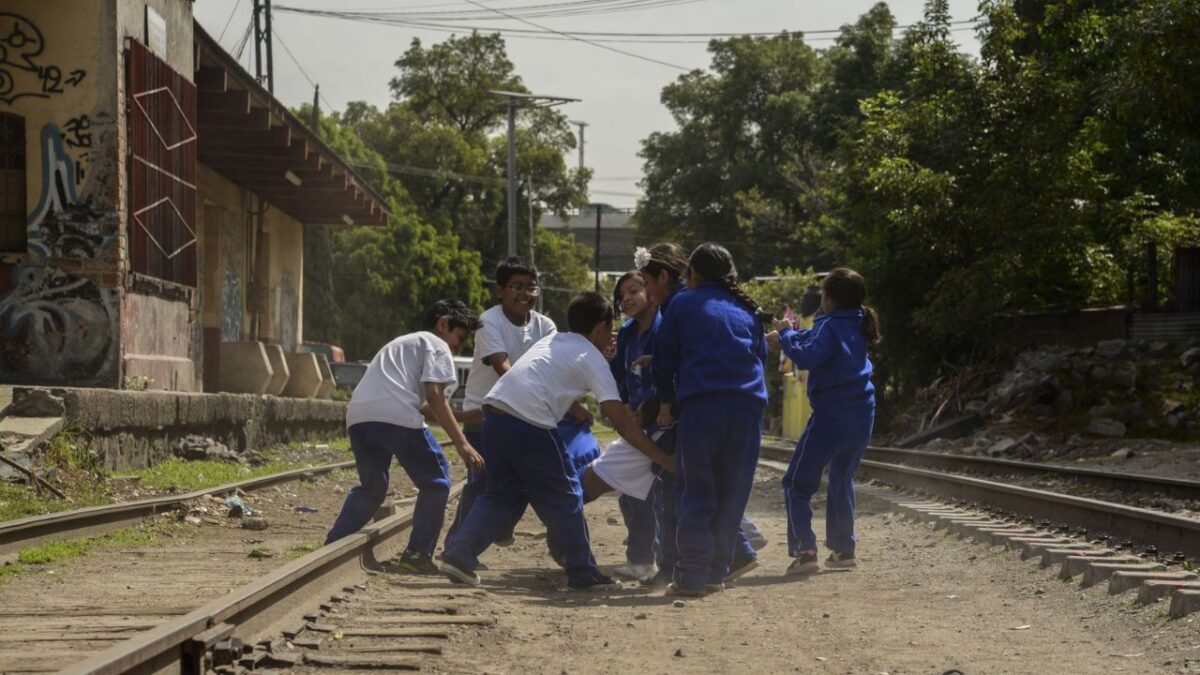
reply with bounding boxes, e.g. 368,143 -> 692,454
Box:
542,203 -> 638,274
0,2 -> 387,394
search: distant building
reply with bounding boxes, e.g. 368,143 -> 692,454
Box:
0,2 -> 388,394
541,203 -> 638,275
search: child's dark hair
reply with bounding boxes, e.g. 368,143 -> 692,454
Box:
422,299 -> 483,332
496,256 -> 538,287
640,243 -> 688,282
567,292 -> 615,335
686,243 -> 774,324
822,268 -> 882,346
612,270 -> 643,310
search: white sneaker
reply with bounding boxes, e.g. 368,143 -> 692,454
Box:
613,562 -> 658,582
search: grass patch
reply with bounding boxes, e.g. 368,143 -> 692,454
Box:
0,522 -> 170,584
287,542 -> 321,558
0,483 -> 82,522
130,457 -> 317,492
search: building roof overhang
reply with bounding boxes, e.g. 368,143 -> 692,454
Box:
193,24 -> 388,226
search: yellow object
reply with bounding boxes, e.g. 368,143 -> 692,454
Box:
780,314 -> 814,440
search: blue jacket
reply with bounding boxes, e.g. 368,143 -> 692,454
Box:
610,314 -> 660,410
778,309 -> 875,413
653,282 -> 768,411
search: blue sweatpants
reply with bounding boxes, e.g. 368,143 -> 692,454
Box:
443,412 -> 601,587
674,400 -> 763,590
326,422 -> 451,558
783,408 -> 875,556
619,492 -> 657,565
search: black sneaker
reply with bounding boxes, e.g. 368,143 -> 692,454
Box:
440,555 -> 481,586
391,550 -> 440,575
725,557 -> 759,583
569,572 -> 620,592
786,550 -> 820,576
825,551 -> 857,569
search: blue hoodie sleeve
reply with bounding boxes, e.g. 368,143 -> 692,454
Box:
610,324 -> 631,404
653,302 -> 682,404
779,322 -> 837,370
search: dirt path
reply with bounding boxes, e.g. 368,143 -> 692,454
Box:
428,465 -> 1200,674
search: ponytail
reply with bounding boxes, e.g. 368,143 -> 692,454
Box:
721,278 -> 775,325
862,304 -> 882,346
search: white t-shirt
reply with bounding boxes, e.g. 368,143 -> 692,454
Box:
484,332 -> 621,429
462,305 -> 557,411
346,332 -> 457,430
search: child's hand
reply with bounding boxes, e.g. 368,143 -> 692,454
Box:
456,442 -> 485,473
766,330 -> 780,351
773,317 -> 795,333
656,402 -> 674,429
657,453 -> 676,473
633,354 -> 653,369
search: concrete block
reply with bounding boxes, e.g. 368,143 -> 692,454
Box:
1138,580 -> 1200,605
315,355 -> 336,400
263,345 -> 290,396
282,353 -> 323,399
1080,562 -> 1166,588
122,353 -> 196,391
1169,589 -> 1200,618
1109,570 -> 1197,595
219,342 -> 274,395
1043,548 -> 1117,569
1017,541 -> 1089,561
975,527 -> 1039,546
1057,552 -> 1133,576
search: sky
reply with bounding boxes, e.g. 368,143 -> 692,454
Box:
194,0 -> 982,211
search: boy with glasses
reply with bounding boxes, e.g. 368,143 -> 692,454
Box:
445,257 -> 563,549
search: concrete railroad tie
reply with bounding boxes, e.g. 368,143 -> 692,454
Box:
1080,561 -> 1167,589
1109,570 -> 1198,595
1139,580 -> 1200,605
1170,590 -> 1200,619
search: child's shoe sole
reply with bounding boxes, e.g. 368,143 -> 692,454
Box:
440,560 -> 481,586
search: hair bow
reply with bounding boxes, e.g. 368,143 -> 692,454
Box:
634,247 -> 652,270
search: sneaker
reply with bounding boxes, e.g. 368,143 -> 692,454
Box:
725,557 -> 759,583
825,551 -> 857,569
569,572 -> 620,592
643,569 -> 673,588
495,535 -> 516,547
786,550 -> 820,576
664,582 -> 708,598
390,550 -> 440,575
705,582 -> 725,594
440,556 -> 481,587
613,562 -> 658,582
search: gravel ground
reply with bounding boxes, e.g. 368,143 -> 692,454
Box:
424,464 -> 1200,675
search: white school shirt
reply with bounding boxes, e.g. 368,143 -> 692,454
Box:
346,332 -> 457,430
462,305 -> 557,411
484,332 -> 621,429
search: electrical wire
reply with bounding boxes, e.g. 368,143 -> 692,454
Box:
273,26 -> 339,113
455,0 -> 691,71
218,0 -> 245,43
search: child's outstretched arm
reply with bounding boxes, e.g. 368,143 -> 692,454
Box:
776,320 -> 836,370
424,382 -> 485,473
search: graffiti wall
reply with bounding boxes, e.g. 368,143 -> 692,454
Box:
0,3 -> 121,386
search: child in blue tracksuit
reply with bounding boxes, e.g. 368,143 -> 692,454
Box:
769,268 -> 879,575
654,243 -> 771,597
607,270 -> 661,582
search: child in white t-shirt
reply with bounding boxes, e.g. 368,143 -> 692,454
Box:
445,257 -> 561,549
440,293 -> 675,591
326,300 -> 485,574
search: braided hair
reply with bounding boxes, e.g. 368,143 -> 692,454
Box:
686,243 -> 774,324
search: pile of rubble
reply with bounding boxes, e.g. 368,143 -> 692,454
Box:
898,338 -> 1200,460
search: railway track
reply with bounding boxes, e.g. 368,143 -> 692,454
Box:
0,461 -> 355,559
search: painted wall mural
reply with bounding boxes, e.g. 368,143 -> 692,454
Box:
276,272 -> 298,353
27,122 -> 116,259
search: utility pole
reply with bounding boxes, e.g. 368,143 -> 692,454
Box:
594,204 -> 602,291
569,120 -> 588,170
489,91 -> 580,258
252,0 -> 274,93
311,84 -> 319,131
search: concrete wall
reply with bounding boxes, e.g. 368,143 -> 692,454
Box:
13,386 -> 347,470
993,307 -> 1131,352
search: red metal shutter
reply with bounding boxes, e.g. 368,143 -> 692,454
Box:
126,39 -> 197,286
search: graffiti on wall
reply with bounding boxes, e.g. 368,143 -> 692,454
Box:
0,263 -> 118,384
221,270 -> 242,342
0,13 -> 87,105
27,122 -> 116,259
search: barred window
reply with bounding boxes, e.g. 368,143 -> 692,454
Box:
0,113 -> 26,253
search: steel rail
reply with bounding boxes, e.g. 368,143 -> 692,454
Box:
762,439 -> 1200,501
61,482 -> 464,675
0,461 -> 355,558
759,444 -> 1200,558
